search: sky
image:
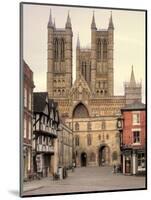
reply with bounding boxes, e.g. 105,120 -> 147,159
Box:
23,4 -> 146,102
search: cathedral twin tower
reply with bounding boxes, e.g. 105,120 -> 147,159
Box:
47,9 -> 114,99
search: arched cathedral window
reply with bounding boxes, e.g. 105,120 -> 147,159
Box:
54,38 -> 58,61
97,39 -> 102,60
61,38 -> 65,61
81,61 -> 86,80
73,103 -> 89,118
103,39 -> 107,60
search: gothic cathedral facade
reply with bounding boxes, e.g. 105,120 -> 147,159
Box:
47,10 -> 142,167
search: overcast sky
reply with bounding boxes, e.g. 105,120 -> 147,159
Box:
23,4 -> 146,102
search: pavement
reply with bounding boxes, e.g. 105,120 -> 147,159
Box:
22,166 -> 146,196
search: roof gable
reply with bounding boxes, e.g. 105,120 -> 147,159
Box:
69,74 -> 91,100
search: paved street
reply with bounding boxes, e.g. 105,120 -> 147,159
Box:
23,167 -> 146,196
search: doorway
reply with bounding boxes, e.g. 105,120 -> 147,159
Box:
99,145 -> 110,166
81,152 -> 87,167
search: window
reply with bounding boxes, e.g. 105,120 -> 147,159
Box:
133,131 -> 140,143
39,136 -> 42,144
29,91 -> 32,111
54,38 -> 58,61
75,122 -> 79,131
75,135 -> 79,146
87,134 -> 92,146
24,87 -> 27,107
103,39 -> 107,60
133,113 -> 140,125
28,121 -> 31,140
24,117 -> 27,138
97,39 -> 102,60
61,39 -> 65,61
106,134 -> 109,140
28,150 -> 31,171
46,137 -> 49,145
138,153 -> 145,168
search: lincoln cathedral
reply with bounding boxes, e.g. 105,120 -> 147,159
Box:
47,10 -> 142,167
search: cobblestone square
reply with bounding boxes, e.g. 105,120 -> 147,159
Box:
23,167 -> 146,196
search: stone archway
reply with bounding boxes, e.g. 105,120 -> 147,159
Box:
98,145 -> 110,166
81,152 -> 87,167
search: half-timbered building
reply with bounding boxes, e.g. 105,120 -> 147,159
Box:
33,92 -> 59,177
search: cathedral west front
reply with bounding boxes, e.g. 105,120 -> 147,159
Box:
46,9 -> 142,167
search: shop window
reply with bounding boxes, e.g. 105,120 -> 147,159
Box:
138,153 -> 145,169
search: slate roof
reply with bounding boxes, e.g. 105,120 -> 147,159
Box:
121,102 -> 146,111
33,92 -> 48,113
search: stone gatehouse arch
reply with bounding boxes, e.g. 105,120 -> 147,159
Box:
98,144 -> 110,166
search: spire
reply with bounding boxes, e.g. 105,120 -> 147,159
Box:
48,8 -> 53,28
130,65 -> 136,87
53,18 -> 56,29
108,11 -> 114,30
65,11 -> 72,29
91,11 -> 96,29
77,34 -> 80,48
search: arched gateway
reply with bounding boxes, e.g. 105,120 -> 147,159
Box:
98,145 -> 110,166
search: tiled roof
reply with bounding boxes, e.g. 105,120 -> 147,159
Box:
33,92 -> 48,112
122,102 -> 146,111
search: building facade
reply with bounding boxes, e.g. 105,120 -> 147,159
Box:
57,123 -> 73,169
120,102 -> 146,175
47,10 -> 142,167
33,92 -> 59,177
23,61 -> 34,180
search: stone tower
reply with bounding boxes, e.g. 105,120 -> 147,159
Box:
76,34 -> 91,87
124,65 -> 142,104
47,10 -> 73,99
91,12 -> 114,97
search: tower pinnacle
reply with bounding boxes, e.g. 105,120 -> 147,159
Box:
48,9 -> 53,28
130,65 -> 136,87
91,11 -> 96,29
108,11 -> 114,29
77,34 -> 80,48
65,11 -> 72,29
